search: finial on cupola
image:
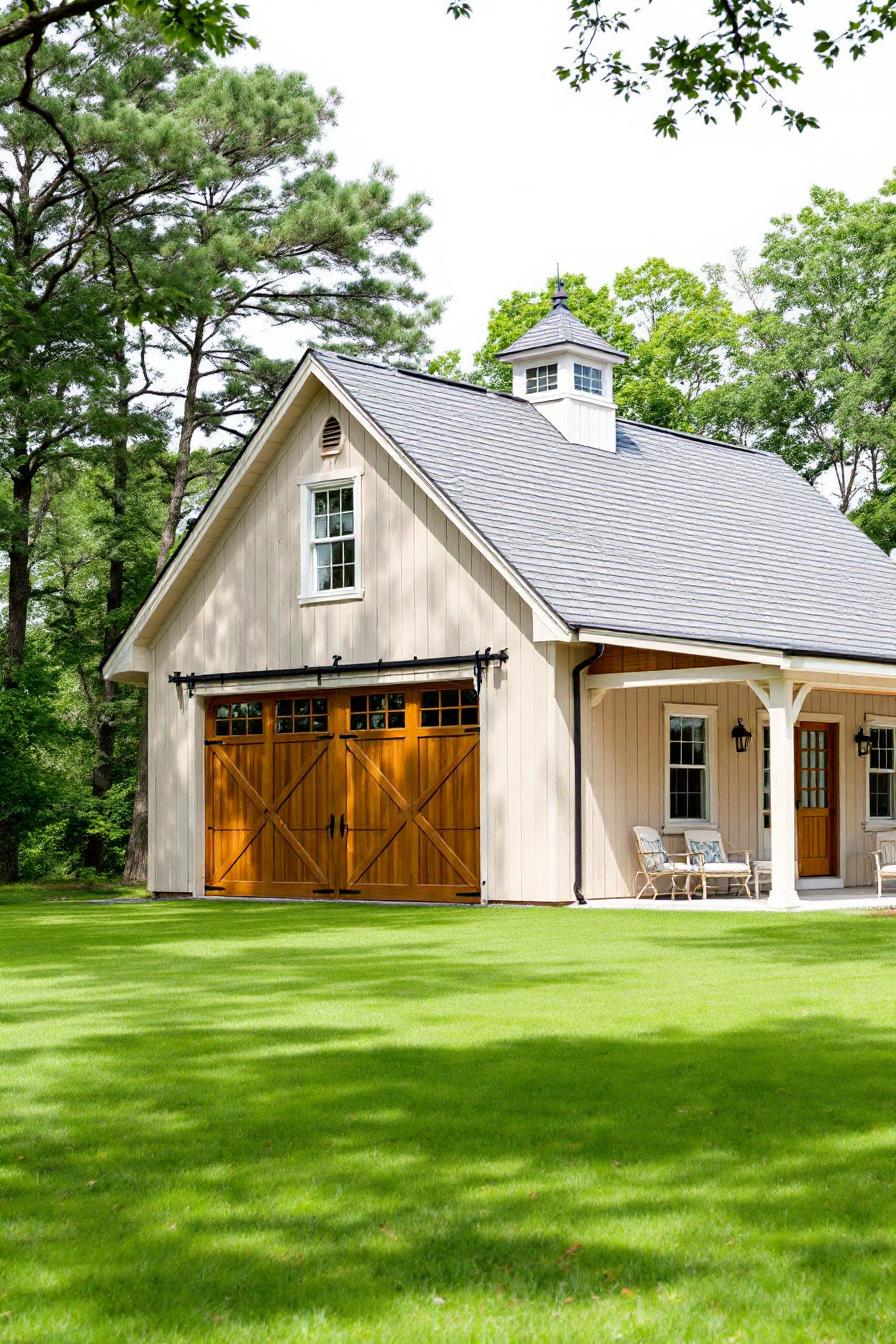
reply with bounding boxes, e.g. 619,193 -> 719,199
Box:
552,268 -> 568,310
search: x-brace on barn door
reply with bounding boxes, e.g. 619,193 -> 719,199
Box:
205,686 -> 481,902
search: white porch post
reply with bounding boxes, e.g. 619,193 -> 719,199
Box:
766,677 -> 801,910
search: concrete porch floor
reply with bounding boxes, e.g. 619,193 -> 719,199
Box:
577,887 -> 896,912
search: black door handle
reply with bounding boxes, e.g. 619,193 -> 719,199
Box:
339,814 -> 348,838
327,813 -> 335,838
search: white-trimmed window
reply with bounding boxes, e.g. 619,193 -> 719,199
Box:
664,704 -> 717,827
574,362 -> 603,395
526,363 -> 557,394
761,722 -> 771,833
299,472 -> 363,602
868,721 -> 896,822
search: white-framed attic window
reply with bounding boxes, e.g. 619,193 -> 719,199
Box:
298,469 -> 364,604
663,703 -> 718,830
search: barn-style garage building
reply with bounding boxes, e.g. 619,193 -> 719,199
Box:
104,286 -> 896,907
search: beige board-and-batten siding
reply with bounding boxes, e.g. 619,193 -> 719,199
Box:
147,387 -> 576,903
583,680 -> 896,897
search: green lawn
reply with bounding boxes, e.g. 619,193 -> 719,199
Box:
1,888 -> 895,1343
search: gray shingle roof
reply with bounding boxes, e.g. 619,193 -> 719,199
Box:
498,305 -> 628,360
315,349 -> 896,663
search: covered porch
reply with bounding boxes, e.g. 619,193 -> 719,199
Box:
581,634 -> 896,909
577,889 -> 896,912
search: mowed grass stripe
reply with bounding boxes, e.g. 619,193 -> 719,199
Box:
1,887 -> 894,1342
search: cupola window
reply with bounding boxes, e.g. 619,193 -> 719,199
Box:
525,363 -> 558,394
574,362 -> 603,395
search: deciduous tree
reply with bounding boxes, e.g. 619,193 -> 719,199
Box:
732,188 -> 896,513
449,0 -> 896,135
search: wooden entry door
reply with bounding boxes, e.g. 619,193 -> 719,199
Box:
204,685 -> 481,901
795,721 -> 838,878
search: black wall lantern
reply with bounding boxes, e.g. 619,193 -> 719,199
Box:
855,724 -> 873,758
731,717 -> 752,754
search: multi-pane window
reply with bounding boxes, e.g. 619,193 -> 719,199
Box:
311,484 -> 355,593
213,701 -> 263,736
668,713 -> 710,822
869,725 -> 896,820
762,723 -> 771,830
350,692 -> 405,731
525,363 -> 558,394
573,362 -> 603,395
420,687 -> 479,728
275,697 -> 328,734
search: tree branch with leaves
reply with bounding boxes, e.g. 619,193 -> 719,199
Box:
448,0 -> 896,134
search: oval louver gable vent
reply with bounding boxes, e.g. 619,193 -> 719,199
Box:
321,415 -> 343,456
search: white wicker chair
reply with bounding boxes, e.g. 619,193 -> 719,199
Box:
632,826 -> 701,900
684,830 -> 754,899
870,830 -> 896,898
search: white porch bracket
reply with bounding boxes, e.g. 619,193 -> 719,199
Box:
586,662 -> 776,700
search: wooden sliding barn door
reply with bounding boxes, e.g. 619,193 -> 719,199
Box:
338,687 -> 481,901
205,685 -> 481,902
205,695 -> 337,898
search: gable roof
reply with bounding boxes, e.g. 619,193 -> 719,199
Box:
498,305 -> 628,360
314,349 -> 896,664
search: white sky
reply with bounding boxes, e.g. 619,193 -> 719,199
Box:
239,0 -> 896,360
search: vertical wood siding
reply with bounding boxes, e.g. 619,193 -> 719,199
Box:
585,681 -> 896,897
147,388 -> 573,902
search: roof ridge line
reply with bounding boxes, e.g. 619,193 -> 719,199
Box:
618,417 -> 761,454
315,346 -> 527,403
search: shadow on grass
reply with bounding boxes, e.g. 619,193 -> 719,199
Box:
648,912 -> 896,965
3,1014 -> 895,1335
2,900 -> 896,1338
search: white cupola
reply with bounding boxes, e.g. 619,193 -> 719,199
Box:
496,277 -> 627,453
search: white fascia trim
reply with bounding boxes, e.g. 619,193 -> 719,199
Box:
310,356 -> 572,644
103,636 -> 150,684
499,342 -> 627,369
781,654 -> 896,680
578,627 -> 788,667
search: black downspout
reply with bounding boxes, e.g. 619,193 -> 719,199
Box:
572,642 -> 603,905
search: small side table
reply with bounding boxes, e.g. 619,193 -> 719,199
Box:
752,860 -> 772,900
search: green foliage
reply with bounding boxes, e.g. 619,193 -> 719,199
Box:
613,258 -> 743,433
0,0 -> 254,56
450,0 -> 896,134
0,13 -> 438,880
733,186 -> 896,511
427,349 -> 475,383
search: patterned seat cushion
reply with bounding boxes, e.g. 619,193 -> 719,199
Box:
640,836 -> 669,873
688,838 -> 725,865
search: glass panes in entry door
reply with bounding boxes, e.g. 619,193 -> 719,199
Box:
799,728 -> 828,809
